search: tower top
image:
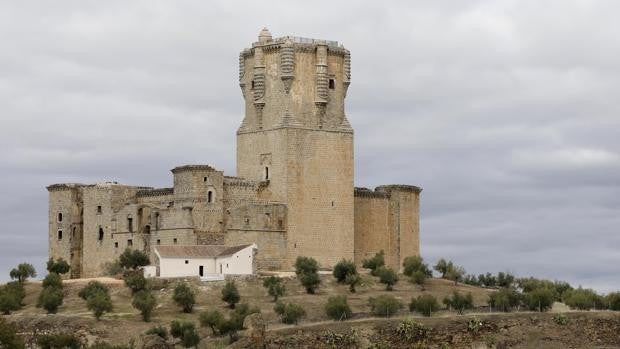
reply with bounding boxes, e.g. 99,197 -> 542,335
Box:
258,27 -> 272,43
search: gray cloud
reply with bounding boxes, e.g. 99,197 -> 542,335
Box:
1,0 -> 618,292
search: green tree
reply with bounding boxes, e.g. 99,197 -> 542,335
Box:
433,258 -> 451,278
445,265 -> 466,285
46,258 -> 71,275
86,290 -> 113,320
0,317 -> 25,349
118,248 -> 150,270
37,286 -> 64,314
170,320 -> 200,348
345,273 -> 362,293
274,302 -> 306,325
42,273 -> 63,289
9,263 -> 37,283
606,292 -> 620,311
523,288 -> 555,312
199,309 -> 224,334
145,326 -> 168,339
563,287 -> 604,310
324,295 -> 352,321
294,256 -> 321,294
368,295 -> 402,317
409,294 -> 439,317
333,260 -> 357,283
497,272 -> 515,288
362,250 -> 385,276
37,334 -> 81,349
376,266 -> 398,291
4,282 -> 25,306
124,271 -> 147,295
78,281 -> 109,301
221,280 -> 240,309
488,288 -> 521,312
217,304 -> 260,343
443,291 -> 473,314
0,284 -> 22,315
478,273 -> 497,287
172,283 -> 196,313
262,276 -> 285,302
132,290 -> 156,321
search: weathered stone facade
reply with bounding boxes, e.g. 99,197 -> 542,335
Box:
47,29 -> 421,277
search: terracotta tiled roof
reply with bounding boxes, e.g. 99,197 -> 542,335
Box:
155,245 -> 253,258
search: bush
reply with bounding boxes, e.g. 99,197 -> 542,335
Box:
118,248 -> 150,270
199,309 -> 224,334
402,256 -> 431,278
0,317 -> 24,349
103,260 -> 124,277
324,295 -> 352,321
42,273 -> 63,290
172,283 -> 196,313
488,288 -> 521,312
295,256 -> 321,294
553,314 -> 568,325
445,265 -> 466,285
0,286 -> 21,315
217,304 -> 260,343
79,281 -> 109,300
564,287 -> 604,310
262,276 -> 285,302
396,317 -> 430,341
409,294 -> 439,316
362,251 -> 385,276
85,342 -> 133,349
606,292 -> 620,310
4,282 -> 25,306
145,325 -> 168,339
132,290 -> 156,321
86,290 -> 113,320
46,258 -> 70,275
523,288 -> 554,312
124,271 -> 147,295
433,259 -> 451,278
345,273 -> 362,293
376,266 -> 398,291
221,280 -> 240,309
497,272 -> 515,288
274,302 -> 306,325
517,277 -> 573,302
369,295 -> 402,317
443,291 -> 473,314
170,320 -> 200,348
333,260 -> 357,283
37,334 -> 81,349
9,263 -> 37,283
37,286 -> 64,314
478,272 -> 497,287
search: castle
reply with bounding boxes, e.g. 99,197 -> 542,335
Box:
47,28 -> 422,278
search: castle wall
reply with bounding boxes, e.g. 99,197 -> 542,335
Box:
48,185 -> 83,278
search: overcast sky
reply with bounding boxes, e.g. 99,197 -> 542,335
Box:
1,1 -> 618,292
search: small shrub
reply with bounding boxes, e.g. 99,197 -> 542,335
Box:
199,309 -> 224,334
145,325 -> 168,339
362,251 -> 385,276
170,320 -> 200,348
606,292 -> 620,310
262,276 -> 285,302
396,317 -> 430,341
295,256 -> 320,294
443,291 -> 473,315
221,280 -> 240,309
78,281 -> 109,300
103,260 -> 124,277
172,283 -> 196,313
324,295 -> 352,321
9,263 -> 37,283
323,329 -> 358,347
345,273 -> 362,293
85,341 -> 134,349
132,290 -> 156,321
488,288 -> 521,312
333,260 -> 357,283
274,302 -> 306,325
217,304 -> 260,343
409,294 -> 439,316
402,256 -> 431,278
552,314 -> 568,326
37,287 -> 64,314
0,286 -> 21,315
467,318 -> 484,333
368,295 -> 402,317
86,289 -> 113,320
46,258 -> 71,275
376,266 -> 398,291
37,334 -> 81,349
4,282 -> 25,306
523,288 -> 554,312
42,273 -> 63,290
118,248 -> 150,270
0,317 -> 24,349
124,271 -> 147,295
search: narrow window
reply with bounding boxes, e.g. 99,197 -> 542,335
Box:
57,212 -> 63,222
251,80 -> 255,89
185,260 -> 189,264
278,219 -> 283,229
57,230 -> 63,240
114,242 -> 118,248
127,217 -> 133,233
173,238 -> 178,245
329,79 -> 335,89
72,227 -> 76,238
154,212 -> 160,230
207,191 -> 213,203
127,239 -> 133,247
144,225 -> 151,234
264,167 -> 269,180
331,200 -> 335,207
203,176 -> 208,182
98,227 -> 104,241
97,206 -> 102,214
156,239 -> 161,245
226,263 -> 229,268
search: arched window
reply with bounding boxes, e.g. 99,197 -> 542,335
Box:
57,212 -> 63,222
98,227 -> 104,241
57,230 -> 63,240
207,191 -> 213,203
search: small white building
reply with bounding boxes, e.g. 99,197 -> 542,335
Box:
151,244 -> 257,279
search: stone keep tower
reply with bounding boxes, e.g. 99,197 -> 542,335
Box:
236,28 -> 354,268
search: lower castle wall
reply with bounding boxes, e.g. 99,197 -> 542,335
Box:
225,229 -> 286,271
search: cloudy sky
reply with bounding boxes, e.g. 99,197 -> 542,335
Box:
1,1 -> 618,292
